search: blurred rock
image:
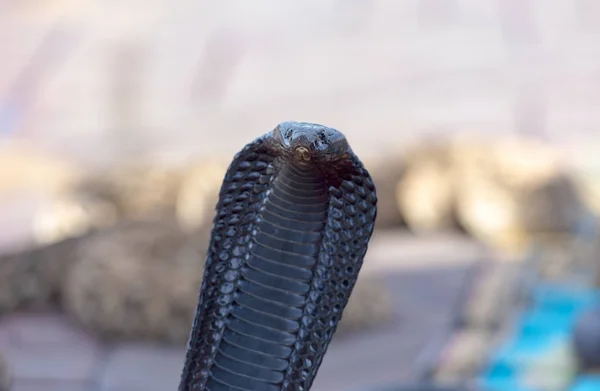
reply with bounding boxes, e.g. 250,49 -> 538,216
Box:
71,157 -> 231,233
458,262 -> 520,330
522,237 -> 600,284
397,160 -> 456,234
385,135 -> 587,247
62,219 -> 209,343
453,137 -> 586,253
385,138 -> 459,234
369,155 -> 406,230
336,275 -> 394,336
175,158 -> 228,233
0,141 -> 82,197
31,194 -> 118,245
76,161 -> 184,221
0,236 -> 78,312
519,174 -> 584,234
433,329 -> 492,382
575,173 -> 600,217
454,168 -> 526,253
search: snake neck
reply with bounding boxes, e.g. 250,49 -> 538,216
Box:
193,159 -> 331,391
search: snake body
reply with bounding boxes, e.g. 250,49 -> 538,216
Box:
179,122 -> 378,391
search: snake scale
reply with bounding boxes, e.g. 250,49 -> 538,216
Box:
179,122 -> 378,391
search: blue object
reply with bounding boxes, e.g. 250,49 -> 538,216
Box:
477,371 -> 538,391
350,383 -> 474,391
530,284 -> 600,314
489,309 -> 572,370
568,375 -> 600,391
519,310 -> 574,336
476,283 -> 600,390
492,334 -> 567,365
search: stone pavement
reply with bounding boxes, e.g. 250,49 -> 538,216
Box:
0,233 -> 485,391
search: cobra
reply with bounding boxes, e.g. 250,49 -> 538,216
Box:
179,121 -> 378,391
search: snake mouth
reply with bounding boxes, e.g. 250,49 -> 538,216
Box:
294,146 -> 312,162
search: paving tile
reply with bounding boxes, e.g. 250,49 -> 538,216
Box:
0,312 -> 96,348
11,379 -> 94,391
99,343 -> 185,391
3,345 -> 102,382
0,313 -> 103,382
364,231 -> 487,274
0,322 -> 13,349
310,264 -> 475,391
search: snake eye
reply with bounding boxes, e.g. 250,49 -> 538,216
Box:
317,132 -> 328,144
315,132 -> 330,150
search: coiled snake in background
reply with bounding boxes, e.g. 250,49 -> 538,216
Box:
179,122 -> 378,391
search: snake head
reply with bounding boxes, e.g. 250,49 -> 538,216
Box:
271,121 -> 352,163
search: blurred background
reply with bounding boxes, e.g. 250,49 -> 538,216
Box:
0,1 -> 600,391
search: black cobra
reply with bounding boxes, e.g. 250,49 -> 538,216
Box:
179,121 -> 378,391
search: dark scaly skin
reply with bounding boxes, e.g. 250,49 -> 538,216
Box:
179,122 -> 378,391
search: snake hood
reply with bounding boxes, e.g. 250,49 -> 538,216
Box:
180,121 -> 378,391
